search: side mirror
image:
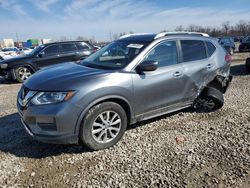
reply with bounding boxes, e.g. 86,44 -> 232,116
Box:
38,51 -> 45,58
136,60 -> 158,73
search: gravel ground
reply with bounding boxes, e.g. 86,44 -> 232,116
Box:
0,53 -> 250,187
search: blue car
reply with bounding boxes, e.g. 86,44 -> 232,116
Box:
218,37 -> 235,54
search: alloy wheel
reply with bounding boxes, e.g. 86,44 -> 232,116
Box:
18,67 -> 31,81
92,111 -> 121,143
194,98 -> 216,111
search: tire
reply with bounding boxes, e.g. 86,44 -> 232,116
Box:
80,102 -> 127,150
14,66 -> 32,83
246,58 -> 250,72
194,87 -> 224,112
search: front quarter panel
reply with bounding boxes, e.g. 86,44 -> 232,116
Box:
70,72 -> 134,133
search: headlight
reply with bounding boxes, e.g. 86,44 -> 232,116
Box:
31,91 -> 75,105
0,64 -> 8,69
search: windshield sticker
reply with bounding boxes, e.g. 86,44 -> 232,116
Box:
127,44 -> 144,49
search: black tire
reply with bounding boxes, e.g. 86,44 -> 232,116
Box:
194,87 -> 224,112
246,58 -> 250,72
14,66 -> 32,83
80,102 -> 127,150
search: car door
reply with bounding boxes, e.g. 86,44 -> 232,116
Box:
179,39 -> 213,102
35,44 -> 60,68
59,43 -> 78,62
132,40 -> 188,118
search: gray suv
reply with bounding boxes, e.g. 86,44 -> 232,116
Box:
17,33 -> 232,150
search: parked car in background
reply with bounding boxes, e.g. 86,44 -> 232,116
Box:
0,47 -> 20,59
17,32 -> 232,150
239,37 -> 250,52
0,41 -> 96,82
218,37 -> 235,54
18,47 -> 33,55
93,45 -> 101,50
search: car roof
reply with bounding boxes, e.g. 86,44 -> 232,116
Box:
118,32 -> 210,43
44,40 -> 90,46
118,33 -> 157,42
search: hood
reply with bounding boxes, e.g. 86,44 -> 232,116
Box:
24,62 -> 111,90
0,54 -> 32,64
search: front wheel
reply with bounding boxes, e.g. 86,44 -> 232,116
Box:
14,66 -> 32,83
193,87 -> 224,112
80,102 -> 127,150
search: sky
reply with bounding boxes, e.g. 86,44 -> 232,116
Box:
0,0 -> 250,42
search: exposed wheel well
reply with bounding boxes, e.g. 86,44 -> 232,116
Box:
206,78 -> 224,93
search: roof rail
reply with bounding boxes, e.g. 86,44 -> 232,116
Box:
119,33 -> 154,39
154,31 -> 209,39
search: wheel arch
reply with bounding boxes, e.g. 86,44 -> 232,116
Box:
206,75 -> 232,94
74,95 -> 134,138
11,63 -> 36,81
12,63 -> 36,72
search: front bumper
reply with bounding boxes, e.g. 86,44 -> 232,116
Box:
0,68 -> 13,80
17,96 -> 83,144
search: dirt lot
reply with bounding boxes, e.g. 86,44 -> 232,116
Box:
0,53 -> 250,187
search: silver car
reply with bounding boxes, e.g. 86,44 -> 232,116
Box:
17,32 -> 232,150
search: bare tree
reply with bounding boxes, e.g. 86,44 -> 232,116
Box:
175,25 -> 184,31
221,21 -> 230,35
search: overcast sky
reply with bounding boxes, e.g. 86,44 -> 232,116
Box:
0,0 -> 250,41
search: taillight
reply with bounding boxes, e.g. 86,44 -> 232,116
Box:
225,54 -> 232,63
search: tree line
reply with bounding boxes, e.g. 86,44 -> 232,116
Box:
59,20 -> 250,43
173,20 -> 250,37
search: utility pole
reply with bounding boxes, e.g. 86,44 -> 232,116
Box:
16,32 -> 19,43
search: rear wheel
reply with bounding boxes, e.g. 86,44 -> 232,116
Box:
194,87 -> 224,112
80,102 -> 127,150
14,66 -> 32,83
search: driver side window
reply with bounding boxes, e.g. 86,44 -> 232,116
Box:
143,41 -> 177,67
43,45 -> 59,56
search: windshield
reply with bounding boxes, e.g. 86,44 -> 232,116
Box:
28,45 -> 44,55
81,41 -> 148,69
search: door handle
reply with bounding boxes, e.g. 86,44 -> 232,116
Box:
207,64 -> 214,69
173,71 -> 183,77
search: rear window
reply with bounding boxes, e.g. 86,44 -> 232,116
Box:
181,40 -> 207,62
76,42 -> 91,50
206,41 -> 216,57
